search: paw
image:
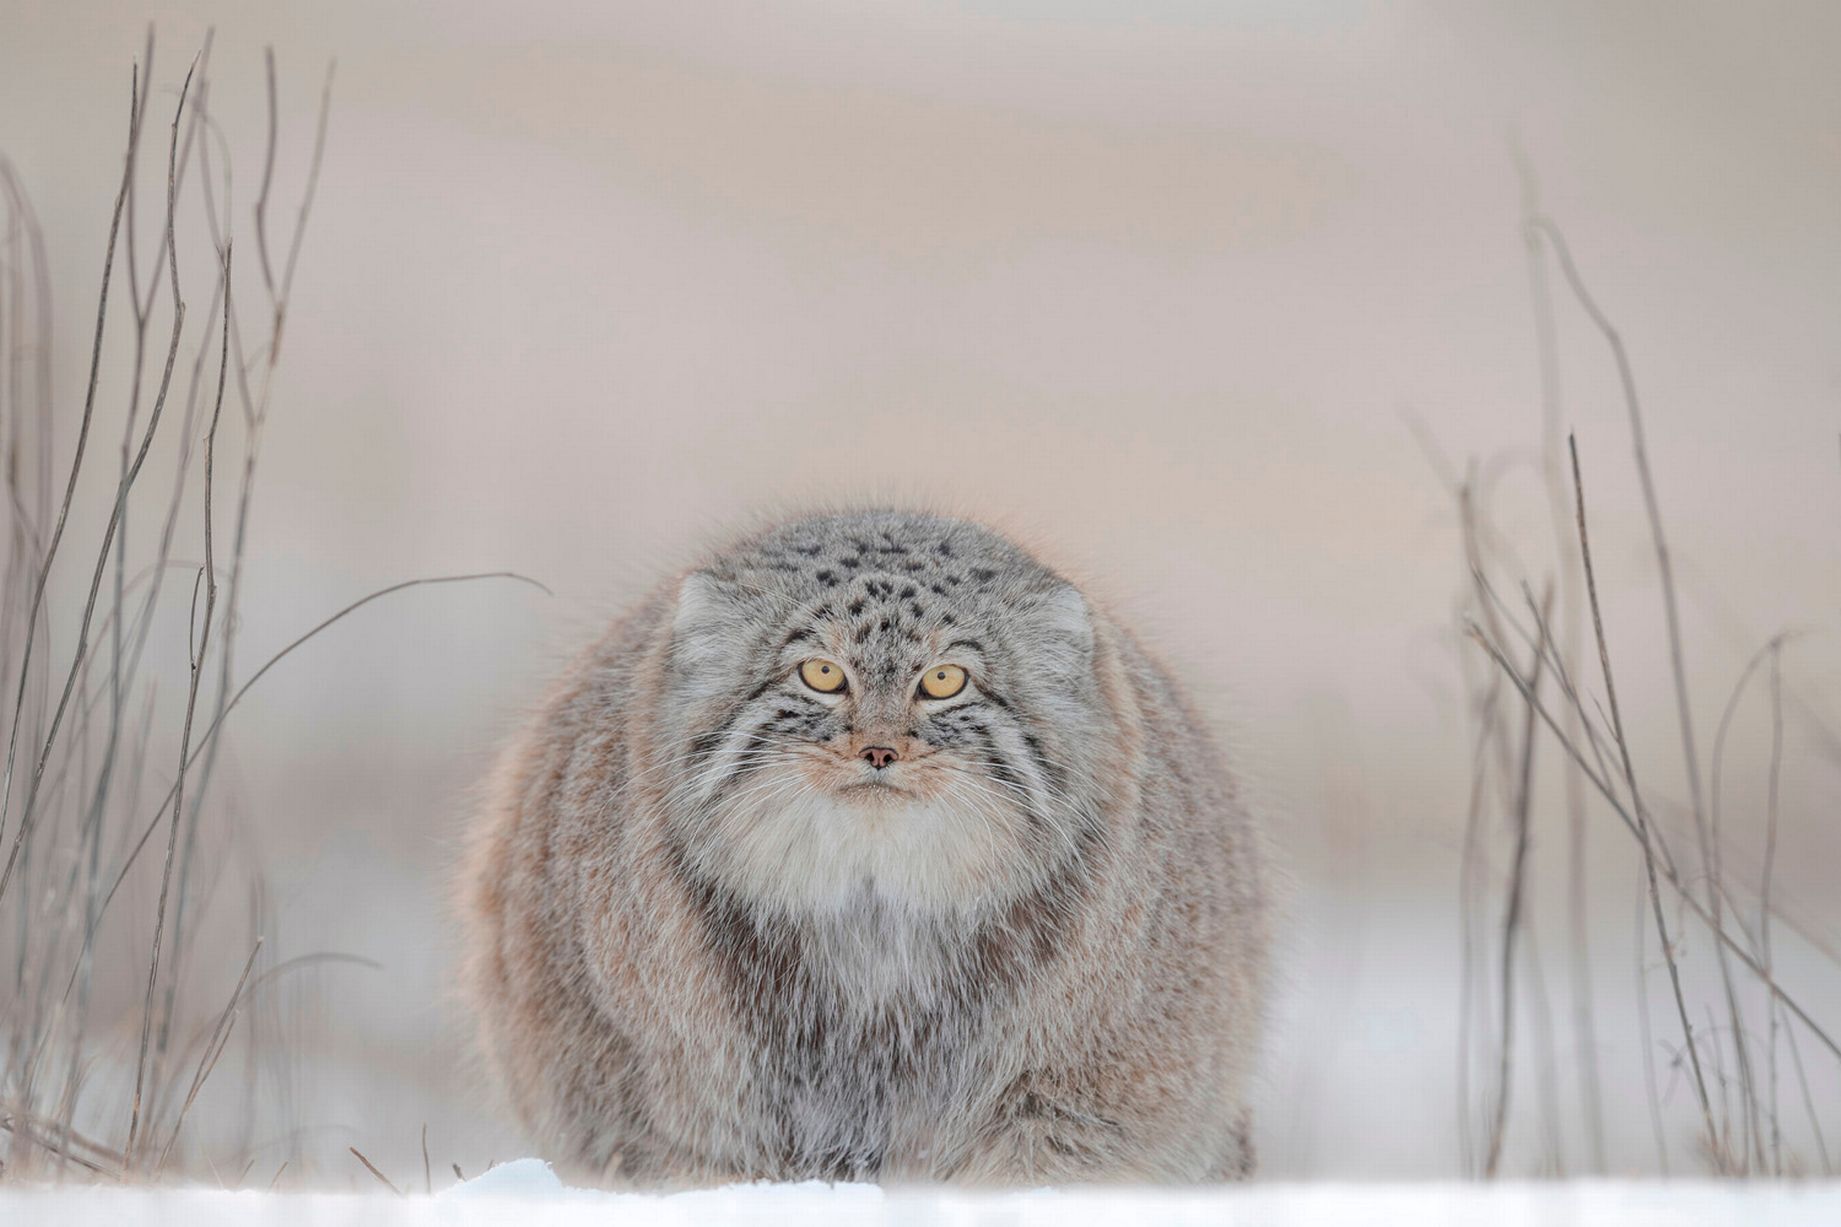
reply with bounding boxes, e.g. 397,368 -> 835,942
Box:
954,1080 -> 1130,1184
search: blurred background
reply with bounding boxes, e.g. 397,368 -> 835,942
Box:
2,0 -> 1838,1187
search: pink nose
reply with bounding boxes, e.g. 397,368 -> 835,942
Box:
861,746 -> 899,770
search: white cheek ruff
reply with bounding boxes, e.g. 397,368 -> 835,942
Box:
692,764 -> 1032,915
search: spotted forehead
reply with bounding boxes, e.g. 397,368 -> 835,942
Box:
718,520 -> 1025,682
727,522 -> 1024,599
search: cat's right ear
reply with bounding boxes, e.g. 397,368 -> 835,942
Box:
669,570 -> 735,674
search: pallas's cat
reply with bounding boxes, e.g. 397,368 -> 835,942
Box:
460,511 -> 1267,1184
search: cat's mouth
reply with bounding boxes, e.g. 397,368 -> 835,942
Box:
834,774 -> 914,799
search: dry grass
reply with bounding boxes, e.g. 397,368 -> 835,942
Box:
0,31 -> 537,1186
1446,195 -> 1841,1178
0,30 -> 325,1184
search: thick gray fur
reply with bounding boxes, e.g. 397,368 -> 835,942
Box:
460,510 -> 1268,1185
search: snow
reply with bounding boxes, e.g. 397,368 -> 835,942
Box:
438,1157 -> 568,1199
3,1176 -> 1841,1226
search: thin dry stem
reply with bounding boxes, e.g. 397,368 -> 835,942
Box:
126,202 -> 220,1170
1566,433 -> 1720,1159
349,1145 -> 403,1196
156,935 -> 260,1173
0,63 -> 145,899
1481,585 -> 1553,1177
1514,151 -> 1605,1172
1471,614 -> 1841,1063
98,571 -> 548,921
1537,219 -> 1760,1169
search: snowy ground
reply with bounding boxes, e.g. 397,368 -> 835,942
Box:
5,1163 -> 1841,1227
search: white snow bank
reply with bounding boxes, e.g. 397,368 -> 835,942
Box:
4,1176 -> 1840,1226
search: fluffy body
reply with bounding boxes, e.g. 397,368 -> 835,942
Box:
459,511 -> 1268,1185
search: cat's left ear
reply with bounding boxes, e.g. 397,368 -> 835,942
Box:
1028,582 -> 1095,679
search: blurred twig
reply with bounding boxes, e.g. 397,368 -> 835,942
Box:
349,1145 -> 402,1195
1513,146 -> 1606,1173
1481,584 -> 1553,1177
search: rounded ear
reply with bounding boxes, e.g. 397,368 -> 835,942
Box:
1030,582 -> 1095,678
670,571 -> 736,674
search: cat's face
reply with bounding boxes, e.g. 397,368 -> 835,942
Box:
658,514 -> 1108,917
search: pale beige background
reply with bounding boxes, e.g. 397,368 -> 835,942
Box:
4,0 -> 1839,1183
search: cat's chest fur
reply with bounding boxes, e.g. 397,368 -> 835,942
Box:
712,890 -> 1000,1178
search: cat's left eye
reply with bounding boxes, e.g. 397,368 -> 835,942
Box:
917,664 -> 967,700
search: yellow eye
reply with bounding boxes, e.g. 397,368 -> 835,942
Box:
799,659 -> 847,693
918,664 -> 967,700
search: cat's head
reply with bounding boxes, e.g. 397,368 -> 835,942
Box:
656,511 -> 1112,917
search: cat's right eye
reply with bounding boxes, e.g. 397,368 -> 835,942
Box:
798,659 -> 848,694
